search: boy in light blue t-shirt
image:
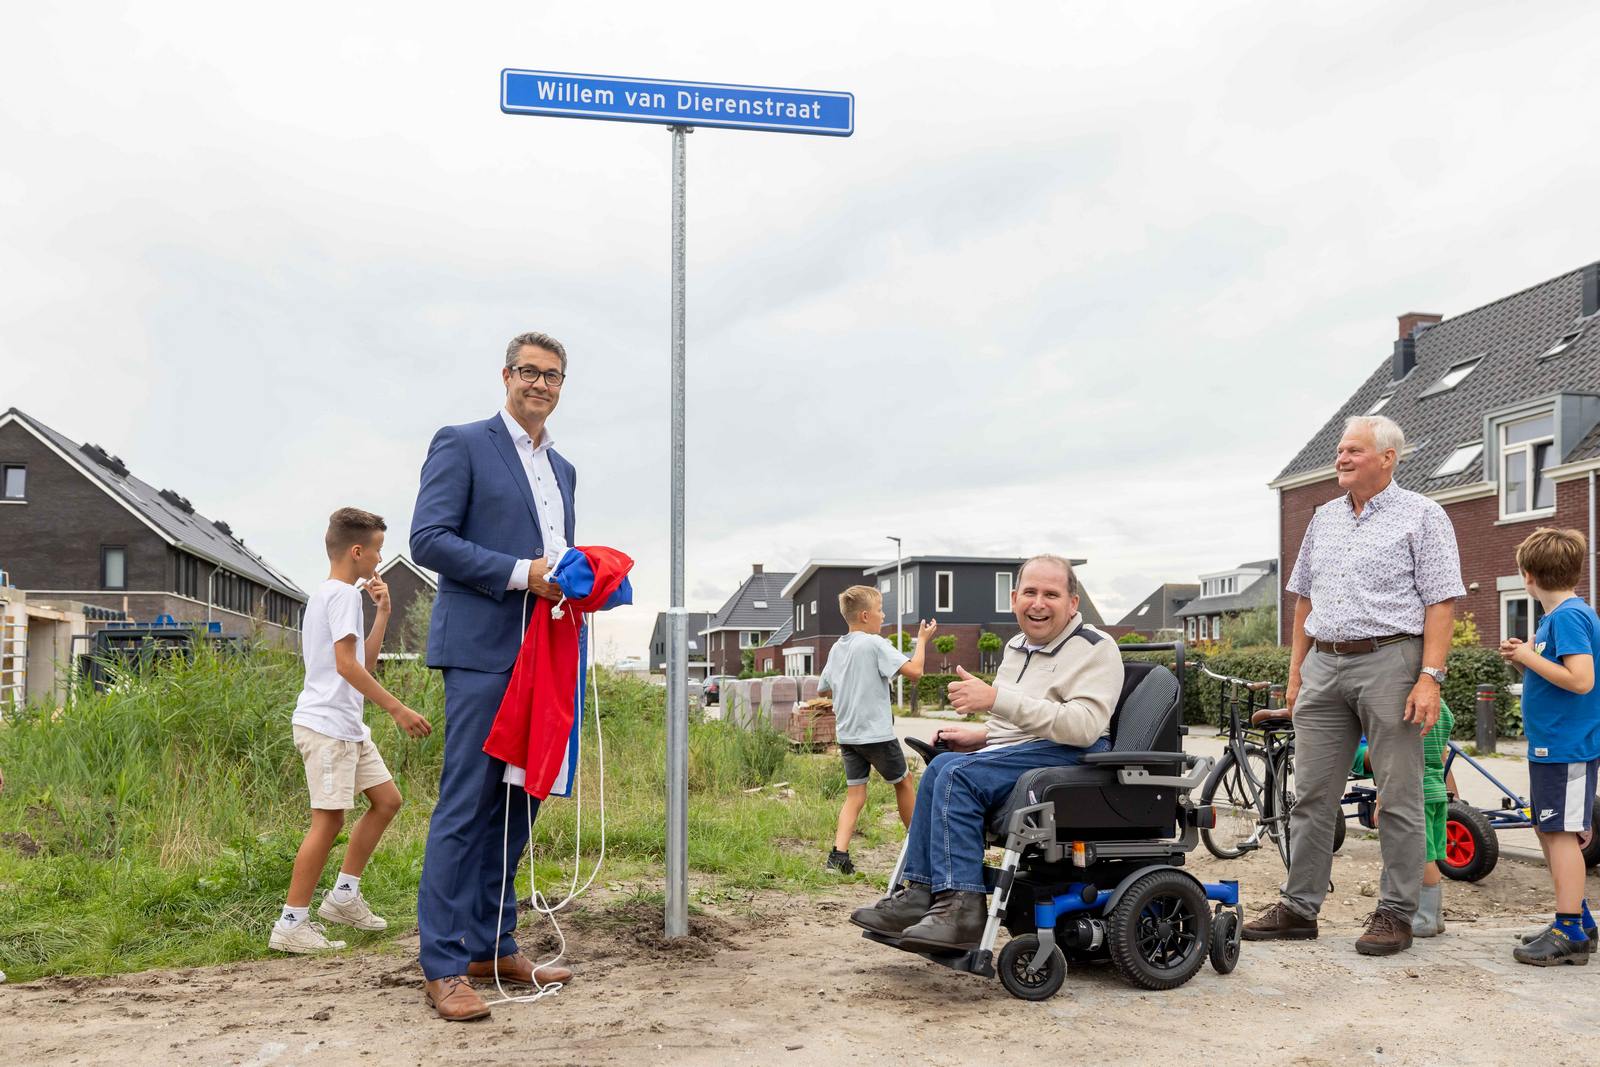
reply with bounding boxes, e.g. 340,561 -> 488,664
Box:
817,585 -> 935,875
1502,527 -> 1600,966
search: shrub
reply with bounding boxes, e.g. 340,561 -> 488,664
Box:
915,671 -> 994,708
1221,607 -> 1278,648
1441,644 -> 1518,739
1117,632 -> 1149,645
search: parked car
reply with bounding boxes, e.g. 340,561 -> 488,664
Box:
704,675 -> 728,704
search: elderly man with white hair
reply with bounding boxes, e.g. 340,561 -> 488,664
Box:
1244,414 -> 1463,955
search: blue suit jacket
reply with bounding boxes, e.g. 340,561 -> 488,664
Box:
411,413 -> 577,673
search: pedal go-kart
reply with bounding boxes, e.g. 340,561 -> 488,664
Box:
862,643 -> 1243,1000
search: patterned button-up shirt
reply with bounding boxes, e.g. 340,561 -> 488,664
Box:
1286,480 -> 1464,642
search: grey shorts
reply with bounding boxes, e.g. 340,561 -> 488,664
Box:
840,740 -> 908,786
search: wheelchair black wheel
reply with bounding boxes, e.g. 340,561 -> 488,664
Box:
1200,745 -> 1269,859
1106,870 -> 1211,991
1208,909 -> 1241,974
1332,811 -> 1347,854
1439,801 -> 1498,882
997,934 -> 1067,1001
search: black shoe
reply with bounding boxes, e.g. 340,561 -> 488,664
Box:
1517,923 -> 1599,953
850,883 -> 933,935
1514,927 -> 1591,966
825,849 -> 855,875
896,890 -> 987,952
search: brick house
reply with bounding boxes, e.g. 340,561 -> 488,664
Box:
1174,560 -> 1276,642
363,554 -> 436,655
774,559 -> 886,676
699,564 -> 794,676
646,610 -> 712,680
1114,582 -> 1199,639
1270,261 -> 1600,647
860,555 -> 1106,673
0,407 -> 306,642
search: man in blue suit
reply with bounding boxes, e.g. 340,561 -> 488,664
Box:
411,331 -> 578,1021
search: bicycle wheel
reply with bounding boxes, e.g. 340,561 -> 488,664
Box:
1266,740 -> 1298,869
1200,744 -> 1269,859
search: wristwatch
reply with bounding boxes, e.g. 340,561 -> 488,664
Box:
1420,666 -> 1447,685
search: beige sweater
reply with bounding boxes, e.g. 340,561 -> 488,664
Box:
985,615 -> 1125,748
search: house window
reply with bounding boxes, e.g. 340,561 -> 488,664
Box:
740,631 -> 761,649
1499,412 -> 1556,519
1431,442 -> 1483,479
900,575 -> 914,617
1420,356 -> 1482,397
1136,604 -> 1149,617
752,600 -> 768,609
936,571 -> 954,613
995,571 -> 1013,612
102,546 -> 127,590
796,604 -> 805,631
879,578 -> 891,594
1,464 -> 25,500
1501,589 -> 1548,644
1211,616 -> 1222,640
1185,617 -> 1196,640
1367,394 -> 1392,415
810,599 -> 818,614
1541,329 -> 1582,359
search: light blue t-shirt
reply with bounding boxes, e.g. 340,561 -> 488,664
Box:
1523,596 -> 1600,763
818,632 -> 908,744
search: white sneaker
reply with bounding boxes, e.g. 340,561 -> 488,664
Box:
318,891 -> 388,931
269,919 -> 347,954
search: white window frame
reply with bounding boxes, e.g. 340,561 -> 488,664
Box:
1185,617 -> 1196,640
935,571 -> 954,613
1136,603 -> 1149,617
901,575 -> 914,617
879,578 -> 891,593
1500,589 -> 1547,644
1367,393 -> 1392,415
1430,442 -> 1483,479
739,631 -> 762,649
1541,329 -> 1582,359
1,464 -> 25,500
1211,616 -> 1221,641
796,604 -> 804,631
1420,355 -> 1482,397
995,571 -> 1013,613
1498,411 -> 1557,521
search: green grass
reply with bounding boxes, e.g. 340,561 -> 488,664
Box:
0,649 -> 902,981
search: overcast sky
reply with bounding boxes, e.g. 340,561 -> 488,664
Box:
4,2 -> 1598,663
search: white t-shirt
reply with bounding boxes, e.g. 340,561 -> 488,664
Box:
291,579 -> 371,742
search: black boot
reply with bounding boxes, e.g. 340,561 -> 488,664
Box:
1513,926 -> 1590,967
896,890 -> 987,951
850,883 -> 932,935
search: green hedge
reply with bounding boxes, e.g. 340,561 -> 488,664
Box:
914,672 -> 994,708
1124,644 -> 1519,737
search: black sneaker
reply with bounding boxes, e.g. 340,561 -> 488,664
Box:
1517,923 -> 1599,953
825,849 -> 855,875
1513,926 -> 1590,967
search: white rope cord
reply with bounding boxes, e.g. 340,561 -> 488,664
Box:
487,588 -> 607,1005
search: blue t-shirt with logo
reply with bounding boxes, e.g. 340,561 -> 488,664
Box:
1522,597 -> 1600,763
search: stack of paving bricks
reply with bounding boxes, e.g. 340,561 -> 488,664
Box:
788,696 -> 836,750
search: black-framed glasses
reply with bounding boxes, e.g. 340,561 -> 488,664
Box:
510,364 -> 566,387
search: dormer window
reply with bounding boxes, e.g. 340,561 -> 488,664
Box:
1419,356 -> 1482,397
1430,442 -> 1483,479
1500,412 -> 1556,519
1540,329 -> 1582,359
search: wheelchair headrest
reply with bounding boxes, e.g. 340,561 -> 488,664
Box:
1108,663 -> 1181,752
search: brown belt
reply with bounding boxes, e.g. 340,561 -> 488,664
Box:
1312,634 -> 1419,655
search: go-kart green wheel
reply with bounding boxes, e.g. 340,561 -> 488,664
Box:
997,934 -> 1067,1001
1209,909 -> 1241,974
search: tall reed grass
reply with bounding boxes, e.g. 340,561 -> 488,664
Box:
0,648 -> 895,981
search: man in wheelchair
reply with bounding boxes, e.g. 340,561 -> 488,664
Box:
850,554 -> 1124,951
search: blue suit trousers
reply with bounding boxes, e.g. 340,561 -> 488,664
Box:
417,666 -> 539,980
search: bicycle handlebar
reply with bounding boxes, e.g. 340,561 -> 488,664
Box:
1198,665 -> 1272,691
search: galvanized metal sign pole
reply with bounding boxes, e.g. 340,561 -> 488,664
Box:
501,69 -> 853,939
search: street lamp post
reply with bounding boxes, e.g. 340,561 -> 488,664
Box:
886,535 -> 902,707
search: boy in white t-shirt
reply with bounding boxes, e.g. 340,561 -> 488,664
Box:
270,508 -> 433,954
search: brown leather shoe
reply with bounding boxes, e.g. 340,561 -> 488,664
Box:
466,952 -> 573,986
424,975 -> 491,1021
1356,907 -> 1413,956
1241,902 -> 1319,941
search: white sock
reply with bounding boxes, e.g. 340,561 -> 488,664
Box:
330,873 -> 361,903
279,905 -> 306,926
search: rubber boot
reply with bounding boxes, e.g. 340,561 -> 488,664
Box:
1411,883 -> 1444,938
895,890 -> 987,952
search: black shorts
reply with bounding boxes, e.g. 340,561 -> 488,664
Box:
840,740 -> 908,786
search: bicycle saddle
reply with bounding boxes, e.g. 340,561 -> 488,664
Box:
1250,707 -> 1293,729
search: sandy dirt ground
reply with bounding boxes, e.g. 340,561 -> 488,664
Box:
7,828 -> 1600,1067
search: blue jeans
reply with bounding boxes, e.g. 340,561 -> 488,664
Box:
902,737 -> 1110,893
417,666 -> 540,980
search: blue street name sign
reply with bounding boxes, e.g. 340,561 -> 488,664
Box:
501,69 -> 854,137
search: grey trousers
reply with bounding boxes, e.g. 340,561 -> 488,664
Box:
1281,638 -> 1425,922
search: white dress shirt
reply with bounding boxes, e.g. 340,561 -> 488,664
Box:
499,408 -> 569,590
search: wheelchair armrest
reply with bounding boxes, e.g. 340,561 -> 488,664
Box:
1080,750 -> 1188,766
902,736 -> 948,764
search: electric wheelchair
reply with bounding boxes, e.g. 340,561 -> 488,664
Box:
861,642 -> 1243,1000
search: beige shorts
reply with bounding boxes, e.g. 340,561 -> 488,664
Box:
293,724 -> 393,810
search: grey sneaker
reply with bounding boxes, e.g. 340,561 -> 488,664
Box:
1517,923 -> 1598,953
1513,926 -> 1590,966
318,891 -> 388,931
269,919 -> 347,954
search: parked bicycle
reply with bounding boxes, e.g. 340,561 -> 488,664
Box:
1196,666 -> 1342,865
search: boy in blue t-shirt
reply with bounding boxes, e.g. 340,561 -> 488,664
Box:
1501,527 -> 1600,966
